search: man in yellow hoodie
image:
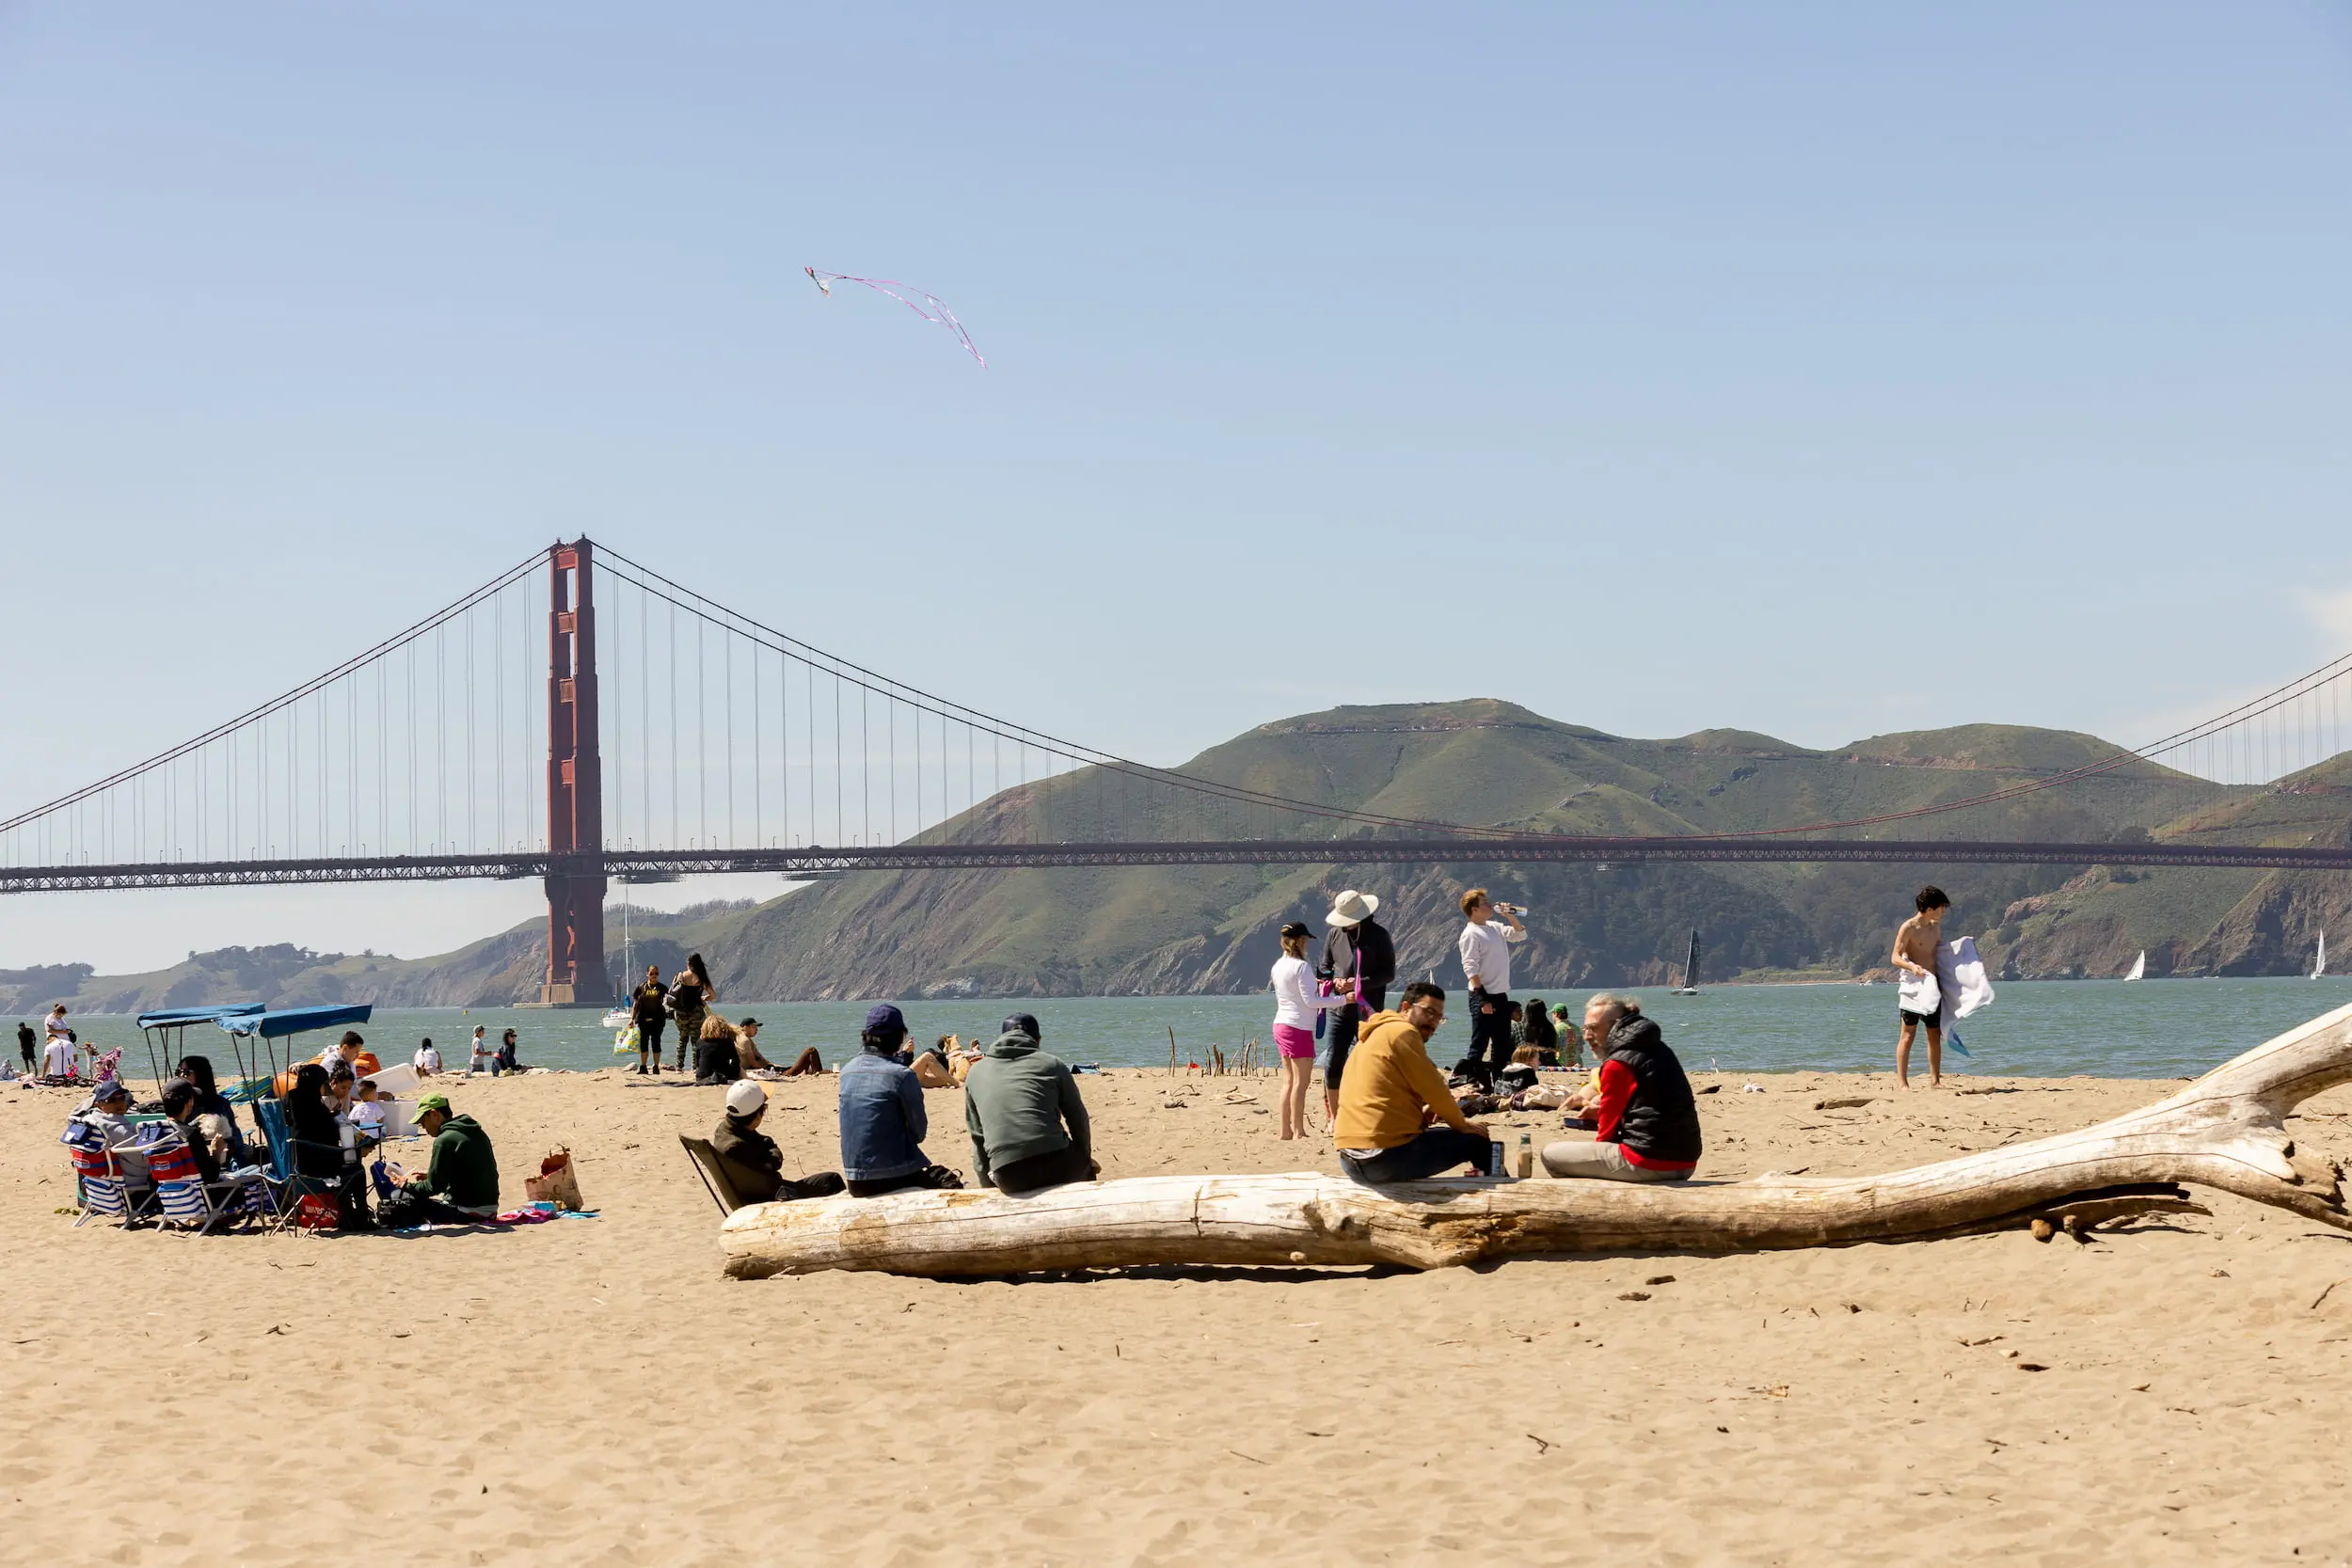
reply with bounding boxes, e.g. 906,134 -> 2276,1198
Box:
1332,982 -> 1499,1183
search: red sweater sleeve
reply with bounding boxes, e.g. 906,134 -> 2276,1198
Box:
1591,1058 -> 1637,1143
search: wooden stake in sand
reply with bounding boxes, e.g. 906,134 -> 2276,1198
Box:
719,1002 -> 2352,1281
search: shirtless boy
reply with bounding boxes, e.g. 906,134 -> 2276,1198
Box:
1890,885 -> 1950,1088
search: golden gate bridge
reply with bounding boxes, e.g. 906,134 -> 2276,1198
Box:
5,539 -> 2347,1004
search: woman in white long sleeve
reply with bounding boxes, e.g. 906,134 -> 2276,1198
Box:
1271,921 -> 1348,1140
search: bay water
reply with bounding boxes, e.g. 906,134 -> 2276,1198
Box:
68,975 -> 2352,1085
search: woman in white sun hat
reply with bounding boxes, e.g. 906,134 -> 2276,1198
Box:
1318,889 -> 1395,1121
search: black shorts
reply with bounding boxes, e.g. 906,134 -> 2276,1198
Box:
1899,1008 -> 1939,1029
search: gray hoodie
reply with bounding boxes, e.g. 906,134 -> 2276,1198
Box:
963,1030 -> 1091,1188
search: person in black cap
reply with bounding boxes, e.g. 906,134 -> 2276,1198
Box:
836,1004 -> 961,1196
964,1013 -> 1097,1196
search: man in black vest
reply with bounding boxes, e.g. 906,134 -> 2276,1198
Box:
1540,994 -> 1701,1181
1318,889 -> 1397,1120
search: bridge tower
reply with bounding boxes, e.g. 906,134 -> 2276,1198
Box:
540,538 -> 610,1006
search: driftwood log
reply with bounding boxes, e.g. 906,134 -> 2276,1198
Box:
719,1000 -> 2352,1279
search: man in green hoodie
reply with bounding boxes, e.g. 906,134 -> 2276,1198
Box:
383,1092 -> 501,1225
964,1013 -> 1098,1196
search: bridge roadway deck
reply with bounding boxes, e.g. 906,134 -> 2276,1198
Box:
3,836 -> 2348,893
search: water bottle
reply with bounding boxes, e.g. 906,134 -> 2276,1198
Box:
1516,1132 -> 1534,1179
1486,1140 -> 1505,1178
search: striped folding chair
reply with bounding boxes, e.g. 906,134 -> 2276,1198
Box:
61,1122 -> 142,1227
147,1134 -> 266,1235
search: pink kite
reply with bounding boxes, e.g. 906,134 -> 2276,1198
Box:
804,267 -> 986,367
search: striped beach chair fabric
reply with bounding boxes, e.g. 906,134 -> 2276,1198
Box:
61,1121 -> 145,1227
146,1134 -> 268,1235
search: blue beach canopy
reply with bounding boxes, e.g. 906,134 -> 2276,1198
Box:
214,1004 -> 373,1039
136,1005 -> 266,1030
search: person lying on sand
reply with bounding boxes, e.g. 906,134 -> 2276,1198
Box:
736,1018 -> 825,1079
911,1036 -> 957,1089
713,1081 -> 845,1202
1333,983 -> 1499,1183
1539,994 -> 1701,1183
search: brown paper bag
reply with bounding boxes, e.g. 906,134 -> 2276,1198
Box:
523,1146 -> 585,1211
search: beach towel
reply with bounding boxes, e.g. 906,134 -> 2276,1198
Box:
1935,936 -> 1995,1058
1897,970 -> 1941,1017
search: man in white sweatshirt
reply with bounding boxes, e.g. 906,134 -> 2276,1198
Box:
1455,888 -> 1527,1090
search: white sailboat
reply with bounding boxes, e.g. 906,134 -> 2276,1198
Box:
599,881 -> 636,1028
2123,950 -> 2146,982
2313,933 -> 2328,980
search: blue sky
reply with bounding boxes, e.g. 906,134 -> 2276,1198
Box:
3,3 -> 2349,972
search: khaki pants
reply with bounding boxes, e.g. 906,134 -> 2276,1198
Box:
1540,1137 -> 1689,1182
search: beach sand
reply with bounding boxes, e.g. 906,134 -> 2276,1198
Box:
6,1060 -> 2349,1566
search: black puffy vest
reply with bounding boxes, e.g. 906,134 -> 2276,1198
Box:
1603,1015 -> 1703,1166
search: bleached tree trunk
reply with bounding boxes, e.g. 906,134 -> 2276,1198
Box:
719,1001 -> 2352,1279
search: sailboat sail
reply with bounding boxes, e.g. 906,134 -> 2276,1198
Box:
2124,950 -> 2146,982
2315,933 -> 2328,979
1672,929 -> 1702,993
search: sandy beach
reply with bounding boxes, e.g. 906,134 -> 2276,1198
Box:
7,1059 -> 2349,1567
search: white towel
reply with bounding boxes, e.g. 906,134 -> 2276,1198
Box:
1937,936 -> 1994,1023
1898,969 -> 1941,1016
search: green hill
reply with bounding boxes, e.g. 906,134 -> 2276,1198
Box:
9,701 -> 2340,1008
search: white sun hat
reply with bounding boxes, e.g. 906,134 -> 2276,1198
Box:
1325,889 -> 1381,927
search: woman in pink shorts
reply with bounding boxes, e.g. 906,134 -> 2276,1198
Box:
1270,921 -> 1349,1141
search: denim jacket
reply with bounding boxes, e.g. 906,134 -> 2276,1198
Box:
837,1049 -> 929,1180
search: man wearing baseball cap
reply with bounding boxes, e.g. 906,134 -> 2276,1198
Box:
837,1005 -> 962,1196
711,1079 -> 845,1204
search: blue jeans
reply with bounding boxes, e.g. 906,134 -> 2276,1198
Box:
1340,1127 -> 1497,1183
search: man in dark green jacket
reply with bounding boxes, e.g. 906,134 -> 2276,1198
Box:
389,1092 -> 501,1223
963,1014 -> 1097,1196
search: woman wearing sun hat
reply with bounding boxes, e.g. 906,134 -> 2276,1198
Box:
1319,890 -> 1395,1121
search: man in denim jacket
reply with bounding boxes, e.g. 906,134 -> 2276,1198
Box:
837,1004 -> 961,1197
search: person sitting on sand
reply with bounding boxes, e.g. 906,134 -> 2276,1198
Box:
964,1013 -> 1097,1196
711,1080 -> 846,1203
41,1028 -> 77,1082
1333,983 -> 1499,1183
382,1092 -> 500,1225
1539,994 -> 1701,1183
837,1005 -> 961,1197
496,1028 -> 522,1075
695,1016 -> 744,1085
413,1037 -> 441,1076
